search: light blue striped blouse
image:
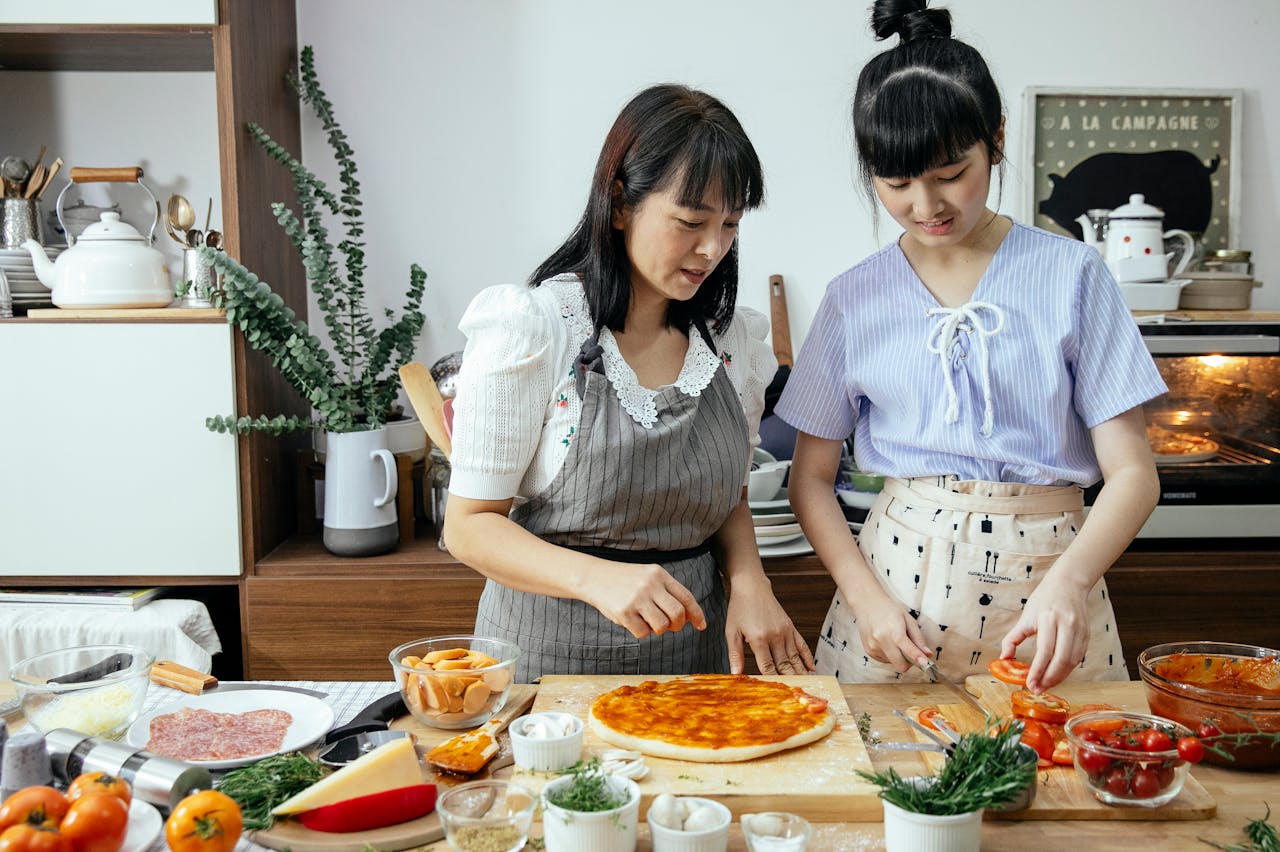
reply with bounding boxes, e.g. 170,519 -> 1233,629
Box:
775,221 -> 1168,486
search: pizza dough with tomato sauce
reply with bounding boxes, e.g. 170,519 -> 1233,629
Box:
588,674 -> 835,763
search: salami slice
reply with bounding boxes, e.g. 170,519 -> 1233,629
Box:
146,706 -> 294,761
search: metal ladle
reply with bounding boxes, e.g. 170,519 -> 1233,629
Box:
166,194 -> 195,246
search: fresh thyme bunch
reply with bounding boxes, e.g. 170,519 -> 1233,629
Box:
546,758 -> 629,813
857,720 -> 1035,815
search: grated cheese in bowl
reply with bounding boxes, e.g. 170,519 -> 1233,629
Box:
29,681 -> 146,738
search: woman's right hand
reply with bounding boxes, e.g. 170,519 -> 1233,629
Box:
849,589 -> 933,673
587,563 -> 708,640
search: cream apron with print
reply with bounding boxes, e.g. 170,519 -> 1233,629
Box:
816,475 -> 1128,683
474,328 -> 749,683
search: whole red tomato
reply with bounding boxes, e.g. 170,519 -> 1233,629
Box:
1130,767 -> 1164,799
58,795 -> 129,852
0,789 -> 69,832
1077,744 -> 1111,776
1104,766 -> 1130,797
0,824 -> 71,852
1138,727 -> 1174,753
1177,736 -> 1206,764
164,791 -> 242,852
65,775 -> 130,809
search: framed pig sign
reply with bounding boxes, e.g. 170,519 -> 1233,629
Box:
1023,88 -> 1242,250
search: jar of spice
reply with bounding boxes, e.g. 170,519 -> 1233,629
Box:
1201,249 -> 1253,276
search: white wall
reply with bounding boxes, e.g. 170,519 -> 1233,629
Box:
294,0 -> 1280,367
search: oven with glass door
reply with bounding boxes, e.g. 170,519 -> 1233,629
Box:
1083,319 -> 1280,538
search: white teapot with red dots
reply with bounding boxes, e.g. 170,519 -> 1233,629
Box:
1077,194 -> 1196,283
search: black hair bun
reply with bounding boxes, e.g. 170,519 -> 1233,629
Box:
870,0 -> 953,42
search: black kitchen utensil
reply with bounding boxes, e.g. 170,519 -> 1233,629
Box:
48,652 -> 132,685
322,691 -> 407,744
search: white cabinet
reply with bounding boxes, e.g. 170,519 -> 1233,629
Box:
0,1 -> 217,25
0,319 -> 241,576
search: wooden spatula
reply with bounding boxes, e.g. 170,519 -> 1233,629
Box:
399,362 -> 452,460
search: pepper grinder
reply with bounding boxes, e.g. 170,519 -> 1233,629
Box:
45,729 -> 212,810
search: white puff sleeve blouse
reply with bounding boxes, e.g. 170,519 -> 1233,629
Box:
449,274 -> 776,502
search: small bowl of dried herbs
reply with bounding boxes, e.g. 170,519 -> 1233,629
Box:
436,779 -> 536,852
541,759 -> 640,852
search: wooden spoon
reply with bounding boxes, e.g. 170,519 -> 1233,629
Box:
399,362 -> 451,459
34,157 -> 61,200
23,164 -> 45,199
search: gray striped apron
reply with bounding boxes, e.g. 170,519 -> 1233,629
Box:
474,328 -> 749,683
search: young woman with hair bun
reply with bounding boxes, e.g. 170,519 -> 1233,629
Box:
778,0 -> 1165,691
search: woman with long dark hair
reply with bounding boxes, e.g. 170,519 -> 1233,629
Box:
445,84 -> 812,683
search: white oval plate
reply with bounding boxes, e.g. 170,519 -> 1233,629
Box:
122,800 -> 162,852
752,511 -> 797,526
758,535 -> 814,558
749,487 -> 791,513
755,521 -> 803,539
126,690 -> 335,770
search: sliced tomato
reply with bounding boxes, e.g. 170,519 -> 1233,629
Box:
1072,717 -> 1128,739
1051,738 -> 1074,766
1019,719 -> 1054,761
988,658 -> 1031,686
1011,689 -> 1070,725
1072,703 -> 1122,717
916,707 -> 948,732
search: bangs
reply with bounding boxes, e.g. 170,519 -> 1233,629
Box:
857,68 -> 989,179
666,123 -> 764,213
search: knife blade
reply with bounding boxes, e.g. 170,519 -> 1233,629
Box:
917,658 -> 990,720
206,682 -> 329,699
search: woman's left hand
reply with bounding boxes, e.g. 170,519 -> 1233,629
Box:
999,571 -> 1091,692
725,575 -> 815,676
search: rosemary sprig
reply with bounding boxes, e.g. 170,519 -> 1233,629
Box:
1200,804 -> 1280,852
214,752 -> 329,830
546,759 -> 629,813
857,720 -> 1034,815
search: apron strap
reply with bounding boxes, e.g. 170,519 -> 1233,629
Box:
883,476 -> 1084,515
558,539 -> 713,564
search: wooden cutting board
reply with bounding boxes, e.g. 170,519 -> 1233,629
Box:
528,674 -> 884,821
252,685 -> 537,851
906,676 -> 1216,821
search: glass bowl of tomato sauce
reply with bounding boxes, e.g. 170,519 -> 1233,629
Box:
1065,711 -> 1196,807
1138,641 -> 1280,770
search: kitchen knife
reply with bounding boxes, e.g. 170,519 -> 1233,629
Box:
149,660 -> 328,698
916,658 -> 991,720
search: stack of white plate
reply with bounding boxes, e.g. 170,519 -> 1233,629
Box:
0,245 -> 64,310
750,487 -> 812,557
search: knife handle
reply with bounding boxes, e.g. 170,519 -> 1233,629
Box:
150,660 -> 217,694
324,692 -> 407,744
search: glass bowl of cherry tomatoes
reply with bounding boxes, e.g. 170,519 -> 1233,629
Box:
1138,641 -> 1280,770
1064,710 -> 1201,807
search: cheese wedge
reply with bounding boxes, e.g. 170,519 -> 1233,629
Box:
271,736 -> 424,815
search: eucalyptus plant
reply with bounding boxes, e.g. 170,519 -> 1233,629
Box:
206,45 -> 426,436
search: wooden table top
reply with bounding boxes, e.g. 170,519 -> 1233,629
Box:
3,679 -> 1274,851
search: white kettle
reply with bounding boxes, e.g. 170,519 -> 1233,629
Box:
1075,194 -> 1195,283
23,167 -> 173,309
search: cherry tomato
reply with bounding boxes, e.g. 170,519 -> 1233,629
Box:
1197,722 -> 1222,740
0,789 -> 69,832
1157,761 -> 1178,789
0,824 -> 72,852
65,774 -> 130,808
1020,719 -> 1055,761
58,794 -> 129,852
1077,744 -> 1112,775
1130,767 -> 1163,799
164,791 -> 242,852
1138,727 -> 1174,753
916,706 -> 947,733
1177,736 -> 1205,763
988,658 -> 1030,686
1011,690 -> 1070,725
1104,766 -> 1130,797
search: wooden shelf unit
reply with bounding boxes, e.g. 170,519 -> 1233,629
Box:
0,2 -> 308,679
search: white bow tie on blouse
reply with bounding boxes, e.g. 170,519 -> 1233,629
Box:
924,301 -> 1006,437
